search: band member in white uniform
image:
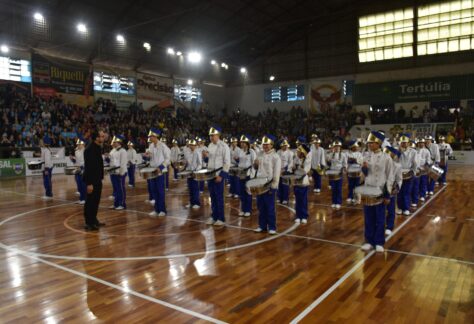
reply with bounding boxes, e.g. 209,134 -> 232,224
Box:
346,140 -> 363,204
203,126 -> 231,226
327,140 -> 347,209
197,137 -> 208,193
228,137 -> 242,198
310,137 -> 326,193
409,140 -> 421,208
237,134 -> 256,217
416,138 -> 431,202
161,137 -> 171,191
425,135 -> 440,195
293,143 -> 312,224
361,131 -> 394,252
277,139 -> 293,204
437,136 -> 453,185
127,141 -> 139,188
170,139 -> 182,181
109,135 -> 128,210
253,134 -> 281,234
397,134 -> 418,215
71,137 -> 86,204
385,146 -> 402,236
185,139 -> 202,209
41,136 -> 53,199
147,128 -> 170,217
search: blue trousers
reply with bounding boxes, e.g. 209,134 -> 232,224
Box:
347,176 -> 360,199
331,179 -> 343,204
386,196 -> 396,230
165,169 -> 169,189
111,174 -> 127,208
257,189 -> 277,231
411,176 -> 419,204
208,178 -> 225,221
127,164 -> 136,186
43,167 -> 53,197
172,165 -> 179,180
230,175 -> 240,196
312,171 -> 322,190
397,178 -> 412,211
294,186 -> 308,220
419,175 -> 428,198
147,179 -> 153,200
187,178 -> 200,206
151,175 -> 166,213
439,164 -> 447,184
364,203 -> 385,246
240,178 -> 252,213
110,174 -> 115,197
428,175 -> 436,192
75,168 -> 86,201
199,181 -> 205,192
278,181 -> 289,202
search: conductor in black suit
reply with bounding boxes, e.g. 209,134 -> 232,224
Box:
83,129 -> 106,230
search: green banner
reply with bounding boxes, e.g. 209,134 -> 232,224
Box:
0,158 -> 26,178
353,74 -> 474,105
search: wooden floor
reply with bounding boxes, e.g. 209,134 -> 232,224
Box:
0,165 -> 473,323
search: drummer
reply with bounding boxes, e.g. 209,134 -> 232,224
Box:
161,137 -> 171,191
237,134 -> 256,217
277,139 -> 294,205
346,140 -> 363,204
197,137 -> 208,193
203,126 -> 231,226
253,134 -> 281,234
143,138 -> 154,205
385,146 -> 402,236
397,134 -> 418,216
438,136 -> 453,186
425,135 -> 440,195
71,137 -> 86,204
417,138 -> 431,202
109,135 -> 128,210
41,136 -> 54,200
327,140 -> 347,209
184,139 -> 202,209
293,143 -> 312,224
170,139 -> 182,181
147,128 -> 170,217
127,141 -> 139,188
361,131 -> 394,252
310,136 -> 326,193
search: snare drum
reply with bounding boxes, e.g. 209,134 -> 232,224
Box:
65,166 -> 80,175
246,177 -> 272,195
193,169 -> 218,181
231,167 -> 250,180
354,185 -> 383,206
326,169 -> 342,181
177,170 -> 194,179
347,165 -> 361,178
172,161 -> 187,173
104,166 -> 120,175
428,165 -> 444,181
402,169 -> 413,180
27,160 -> 44,170
139,167 -> 161,179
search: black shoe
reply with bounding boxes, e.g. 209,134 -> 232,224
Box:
84,224 -> 99,231
95,222 -> 106,227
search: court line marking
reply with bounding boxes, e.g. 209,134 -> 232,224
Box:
0,242 -> 227,324
289,185 -> 446,324
385,249 -> 474,266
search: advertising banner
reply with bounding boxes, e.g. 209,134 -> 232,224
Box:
32,53 -> 93,105
136,72 -> 174,109
0,158 -> 26,178
353,74 -> 474,105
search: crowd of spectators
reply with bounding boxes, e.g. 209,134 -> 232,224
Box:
1,89 -> 473,159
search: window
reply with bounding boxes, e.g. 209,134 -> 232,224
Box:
174,84 -> 202,103
264,85 -> 304,102
359,8 -> 414,62
417,0 -> 474,55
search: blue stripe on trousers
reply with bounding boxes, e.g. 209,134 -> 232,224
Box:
364,203 -> 385,246
257,189 -> 277,231
294,186 -> 308,219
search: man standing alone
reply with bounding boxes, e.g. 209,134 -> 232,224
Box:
83,129 -> 106,231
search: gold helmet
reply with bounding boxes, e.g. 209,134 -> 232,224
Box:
208,126 -> 221,136
127,141 -> 134,146
398,134 -> 410,143
262,134 -> 275,145
280,139 -> 289,147
366,131 -> 384,144
240,134 -> 250,143
188,139 -> 197,146
332,140 -> 342,147
76,138 -> 85,145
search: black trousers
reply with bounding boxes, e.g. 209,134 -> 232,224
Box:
84,182 -> 102,226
